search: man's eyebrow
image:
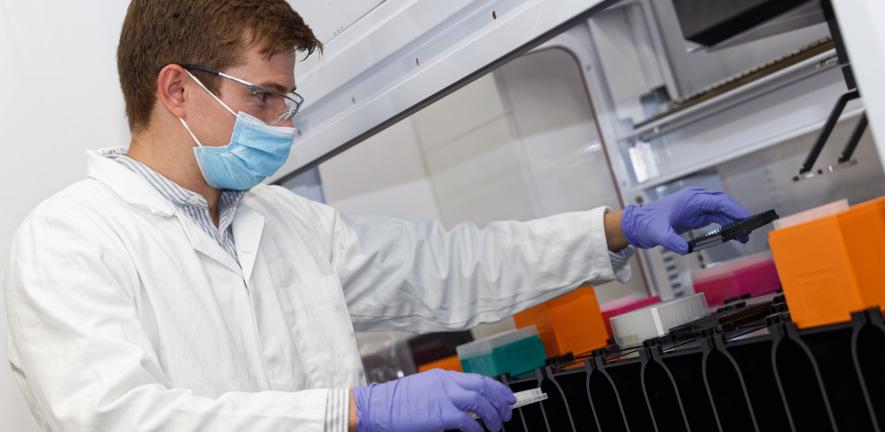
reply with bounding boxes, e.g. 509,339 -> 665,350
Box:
260,81 -> 297,93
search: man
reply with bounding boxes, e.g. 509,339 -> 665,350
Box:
4,1 -> 751,431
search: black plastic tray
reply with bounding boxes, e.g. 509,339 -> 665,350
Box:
495,307 -> 884,432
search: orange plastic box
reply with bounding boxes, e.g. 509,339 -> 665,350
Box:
513,285 -> 608,357
769,196 -> 885,329
417,355 -> 463,373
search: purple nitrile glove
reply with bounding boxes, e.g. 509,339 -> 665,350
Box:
621,187 -> 752,254
353,369 -> 516,432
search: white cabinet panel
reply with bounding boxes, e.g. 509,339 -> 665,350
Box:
288,0 -> 386,43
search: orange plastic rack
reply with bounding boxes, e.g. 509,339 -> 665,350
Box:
513,285 -> 609,357
770,196 -> 885,329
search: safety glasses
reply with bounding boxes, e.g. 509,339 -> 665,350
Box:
180,63 -> 303,126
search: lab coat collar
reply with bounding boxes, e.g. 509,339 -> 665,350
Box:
87,148 -> 240,273
85,148 -> 177,217
87,147 -> 266,281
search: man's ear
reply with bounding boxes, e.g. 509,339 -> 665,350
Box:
156,64 -> 189,119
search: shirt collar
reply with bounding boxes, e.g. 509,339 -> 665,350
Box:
86,147 -> 245,216
109,153 -> 245,213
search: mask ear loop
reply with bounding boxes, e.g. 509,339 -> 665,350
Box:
179,69 -> 239,148
184,70 -> 237,117
179,117 -> 205,148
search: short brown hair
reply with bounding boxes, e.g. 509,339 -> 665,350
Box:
117,0 -> 321,132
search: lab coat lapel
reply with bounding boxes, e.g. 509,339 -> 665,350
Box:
89,148 -> 244,274
176,215 -> 243,274
232,205 -> 265,285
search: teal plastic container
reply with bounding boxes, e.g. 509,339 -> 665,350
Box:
456,326 -> 547,377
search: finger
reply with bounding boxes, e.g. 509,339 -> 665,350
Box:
447,371 -> 486,392
697,214 -> 741,229
476,396 -> 504,431
441,411 -> 484,432
695,192 -> 751,219
449,373 -> 515,417
448,372 -> 509,399
737,233 -> 751,243
716,195 -> 752,220
482,377 -> 516,406
502,387 -> 517,406
482,386 -> 513,426
450,390 -> 503,432
489,387 -> 515,423
459,414 -> 484,432
499,405 -> 513,424
661,228 -> 690,254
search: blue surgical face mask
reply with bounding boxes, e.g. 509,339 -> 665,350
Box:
179,71 -> 296,190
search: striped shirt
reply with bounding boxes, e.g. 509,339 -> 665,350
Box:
109,153 -> 245,264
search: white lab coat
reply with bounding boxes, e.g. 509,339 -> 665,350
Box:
5,148 -> 630,431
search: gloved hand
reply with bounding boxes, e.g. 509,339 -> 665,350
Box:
621,187 -> 751,254
353,369 -> 516,432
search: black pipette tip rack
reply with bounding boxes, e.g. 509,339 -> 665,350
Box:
687,209 -> 780,253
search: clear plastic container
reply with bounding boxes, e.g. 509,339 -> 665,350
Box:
609,293 -> 708,347
691,251 -> 781,306
456,326 -> 546,377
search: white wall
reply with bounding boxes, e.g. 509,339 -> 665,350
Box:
319,117 -> 442,221
0,1 -> 133,430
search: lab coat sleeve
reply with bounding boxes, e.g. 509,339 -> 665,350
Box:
4,199 -> 349,432
325,202 -> 633,333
